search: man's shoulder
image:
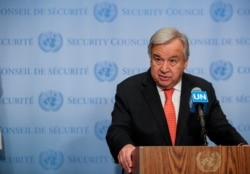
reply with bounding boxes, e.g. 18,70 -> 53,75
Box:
183,73 -> 213,90
120,71 -> 149,85
183,73 -> 210,83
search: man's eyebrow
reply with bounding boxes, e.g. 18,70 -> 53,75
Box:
152,53 -> 162,58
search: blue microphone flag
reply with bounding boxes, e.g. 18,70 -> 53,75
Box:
189,90 -> 209,113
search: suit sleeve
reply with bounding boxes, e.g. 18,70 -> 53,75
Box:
205,83 -> 248,145
106,83 -> 135,163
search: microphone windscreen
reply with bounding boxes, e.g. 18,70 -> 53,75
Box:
189,87 -> 208,113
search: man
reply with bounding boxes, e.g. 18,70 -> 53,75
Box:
106,27 -> 248,173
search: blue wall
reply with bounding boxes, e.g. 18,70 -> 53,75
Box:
0,0 -> 249,173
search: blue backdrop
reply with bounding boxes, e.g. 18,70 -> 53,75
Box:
0,0 -> 249,173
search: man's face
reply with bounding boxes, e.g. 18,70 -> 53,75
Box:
150,38 -> 188,89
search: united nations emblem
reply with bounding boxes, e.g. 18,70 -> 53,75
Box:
39,90 -> 63,111
39,149 -> 64,170
196,151 -> 221,172
210,1 -> 233,22
95,120 -> 110,140
38,31 -> 63,52
93,1 -> 118,23
94,61 -> 118,82
210,60 -> 233,81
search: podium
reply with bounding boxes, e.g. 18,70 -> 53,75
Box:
132,146 -> 250,174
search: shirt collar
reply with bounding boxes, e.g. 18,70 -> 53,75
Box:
157,79 -> 182,92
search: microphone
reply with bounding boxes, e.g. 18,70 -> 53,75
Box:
189,87 -> 208,113
189,87 -> 209,146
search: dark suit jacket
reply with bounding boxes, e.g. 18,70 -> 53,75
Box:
106,70 -> 247,162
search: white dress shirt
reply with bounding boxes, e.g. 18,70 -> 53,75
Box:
157,80 -> 182,123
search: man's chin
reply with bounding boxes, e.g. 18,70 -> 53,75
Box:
157,82 -> 172,89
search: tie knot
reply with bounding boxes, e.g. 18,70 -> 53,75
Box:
164,88 -> 174,98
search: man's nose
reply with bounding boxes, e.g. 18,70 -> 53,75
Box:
160,61 -> 170,72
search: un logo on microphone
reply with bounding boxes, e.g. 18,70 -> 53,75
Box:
93,1 -> 118,23
39,149 -> 64,170
210,1 -> 233,22
39,90 -> 64,111
38,31 -> 63,52
94,61 -> 118,82
210,60 -> 233,81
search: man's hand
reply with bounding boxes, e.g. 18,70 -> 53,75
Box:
118,144 -> 136,174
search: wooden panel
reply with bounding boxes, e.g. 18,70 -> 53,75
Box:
132,146 -> 250,174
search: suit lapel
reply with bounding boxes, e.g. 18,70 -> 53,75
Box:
140,71 -> 172,144
175,74 -> 193,144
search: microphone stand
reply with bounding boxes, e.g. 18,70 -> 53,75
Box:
197,104 -> 208,146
